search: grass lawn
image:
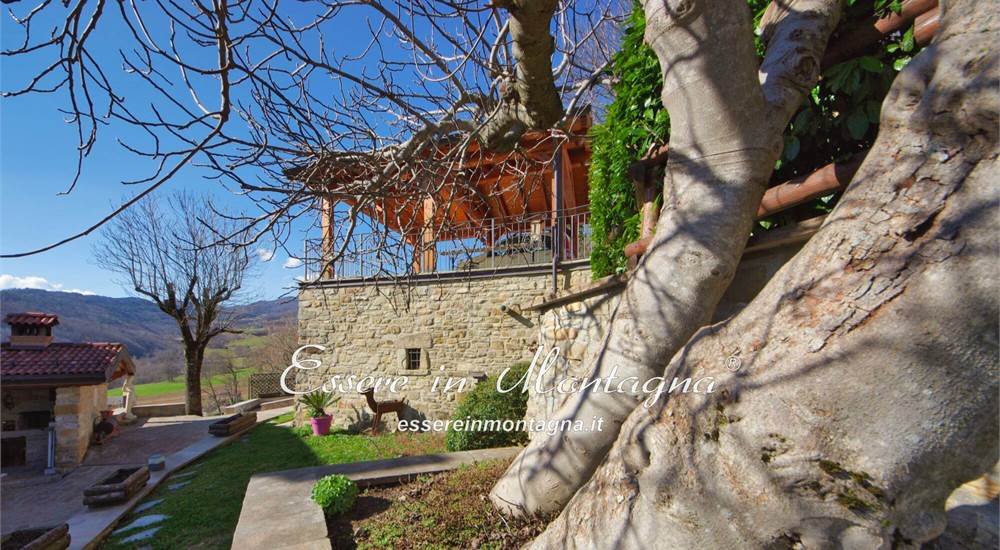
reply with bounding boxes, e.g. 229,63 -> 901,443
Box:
101,418 -> 445,550
107,369 -> 253,399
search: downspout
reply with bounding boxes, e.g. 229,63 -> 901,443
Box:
551,144 -> 564,294
45,420 -> 56,475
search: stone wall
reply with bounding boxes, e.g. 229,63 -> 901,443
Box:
525,238 -> 809,441
54,383 -> 106,471
132,402 -> 187,418
297,266 -> 593,427
526,288 -> 620,437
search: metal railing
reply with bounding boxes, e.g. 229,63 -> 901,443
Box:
303,207 -> 592,282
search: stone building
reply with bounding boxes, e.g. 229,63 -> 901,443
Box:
296,117 -> 596,426
0,313 -> 136,473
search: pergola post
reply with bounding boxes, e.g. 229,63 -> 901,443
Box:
320,195 -> 336,278
420,197 -> 437,273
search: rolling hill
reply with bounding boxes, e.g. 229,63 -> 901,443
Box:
0,288 -> 296,357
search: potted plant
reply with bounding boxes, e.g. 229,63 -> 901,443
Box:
301,392 -> 336,436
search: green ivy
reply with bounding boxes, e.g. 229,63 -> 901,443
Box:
587,5 -> 667,277
588,0 -> 920,276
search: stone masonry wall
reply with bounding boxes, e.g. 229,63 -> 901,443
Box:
297,266 -> 593,428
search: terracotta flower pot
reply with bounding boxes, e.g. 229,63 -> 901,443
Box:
310,415 -> 332,436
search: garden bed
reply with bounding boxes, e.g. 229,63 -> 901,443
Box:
327,458 -> 551,549
83,466 -> 150,507
208,412 -> 256,436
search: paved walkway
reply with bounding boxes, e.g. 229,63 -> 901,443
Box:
231,446 -> 521,550
1,414 -> 220,536
83,415 -> 222,466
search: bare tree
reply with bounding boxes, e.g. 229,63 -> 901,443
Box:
246,320 -> 299,373
203,354 -> 245,413
94,193 -> 252,415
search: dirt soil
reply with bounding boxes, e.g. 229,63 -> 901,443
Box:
326,458 -> 551,549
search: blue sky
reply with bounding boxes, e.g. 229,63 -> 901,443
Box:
0,5 -> 362,300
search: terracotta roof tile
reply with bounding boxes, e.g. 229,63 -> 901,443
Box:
4,312 -> 60,327
1,342 -> 124,380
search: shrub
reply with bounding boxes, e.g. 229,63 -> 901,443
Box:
445,362 -> 530,452
311,474 -> 358,516
300,391 -> 336,418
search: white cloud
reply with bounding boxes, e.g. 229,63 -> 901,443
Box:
256,248 -> 275,262
0,274 -> 96,295
283,257 -> 303,269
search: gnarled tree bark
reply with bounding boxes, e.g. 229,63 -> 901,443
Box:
491,0 -> 842,516
527,1 -> 998,546
483,0 -> 566,151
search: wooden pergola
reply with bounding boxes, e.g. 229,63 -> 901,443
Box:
310,114 -> 593,276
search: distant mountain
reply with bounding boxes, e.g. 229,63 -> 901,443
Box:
0,288 -> 296,358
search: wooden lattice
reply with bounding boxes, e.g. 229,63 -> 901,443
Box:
249,373 -> 293,398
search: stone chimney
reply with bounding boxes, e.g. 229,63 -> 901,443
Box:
5,312 -> 59,349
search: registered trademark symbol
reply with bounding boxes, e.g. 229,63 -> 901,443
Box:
725,355 -> 742,372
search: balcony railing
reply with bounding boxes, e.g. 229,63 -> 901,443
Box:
303,207 -> 592,282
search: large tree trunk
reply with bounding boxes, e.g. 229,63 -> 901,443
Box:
491,0 -> 841,515
184,344 -> 206,416
526,2 -> 998,547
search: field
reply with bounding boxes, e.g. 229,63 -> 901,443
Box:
107,327 -> 282,404
107,369 -> 254,397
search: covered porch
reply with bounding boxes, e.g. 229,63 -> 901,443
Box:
301,116 -> 595,283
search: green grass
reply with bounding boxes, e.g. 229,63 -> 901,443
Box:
101,418 -> 445,550
269,410 -> 296,424
107,369 -> 254,398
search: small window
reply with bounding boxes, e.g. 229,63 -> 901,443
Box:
405,348 -> 422,370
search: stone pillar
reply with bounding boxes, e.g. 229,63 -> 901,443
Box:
121,375 -> 138,423
53,384 -> 102,471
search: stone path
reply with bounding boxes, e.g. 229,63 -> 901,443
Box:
0,465 -> 121,535
131,499 -> 165,515
118,527 -> 161,544
112,514 -> 169,534
231,446 -> 521,550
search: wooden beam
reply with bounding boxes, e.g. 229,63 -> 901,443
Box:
625,155 -> 864,260
561,145 -> 578,209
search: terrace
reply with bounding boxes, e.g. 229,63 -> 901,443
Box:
299,115 -> 594,286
